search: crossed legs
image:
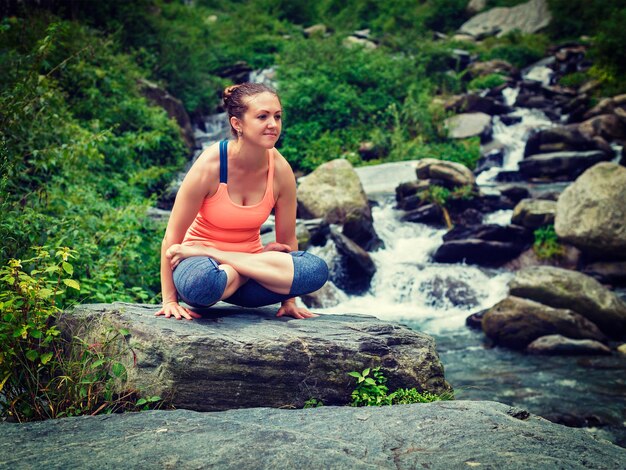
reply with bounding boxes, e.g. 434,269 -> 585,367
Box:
168,244 -> 328,308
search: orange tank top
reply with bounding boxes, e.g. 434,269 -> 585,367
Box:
182,140 -> 275,254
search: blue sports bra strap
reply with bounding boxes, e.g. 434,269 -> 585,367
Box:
219,139 -> 228,183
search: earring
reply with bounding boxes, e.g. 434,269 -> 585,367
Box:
237,129 -> 243,137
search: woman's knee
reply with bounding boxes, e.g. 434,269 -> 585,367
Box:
173,256 -> 227,307
289,251 -> 329,296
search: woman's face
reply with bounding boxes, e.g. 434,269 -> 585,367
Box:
238,92 -> 282,148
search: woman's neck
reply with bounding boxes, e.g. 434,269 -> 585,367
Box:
231,139 -> 268,170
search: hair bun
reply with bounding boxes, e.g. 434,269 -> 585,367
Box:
223,85 -> 241,104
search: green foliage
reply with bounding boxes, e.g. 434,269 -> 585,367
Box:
481,31 -> 549,68
303,398 -> 324,409
423,0 -> 470,33
468,73 -> 507,91
557,71 -> 589,89
0,247 -> 160,421
348,367 -> 453,407
348,367 -> 392,406
0,15 -> 180,302
533,225 -> 565,260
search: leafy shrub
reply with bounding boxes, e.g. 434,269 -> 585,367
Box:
0,247 -> 159,421
481,31 -> 549,68
468,73 -> 507,91
557,71 -> 589,89
0,15 -> 179,302
348,367 -> 453,406
533,225 -> 565,260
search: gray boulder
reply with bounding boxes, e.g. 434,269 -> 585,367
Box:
555,162 -> 626,258
526,334 -> 612,355
297,159 -> 382,251
508,266 -> 626,337
511,198 -> 556,229
444,112 -> 492,142
415,158 -> 477,188
2,401 -> 626,469
458,0 -> 551,38
59,303 -> 450,411
482,296 -> 607,349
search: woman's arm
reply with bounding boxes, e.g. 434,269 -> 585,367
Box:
272,151 -> 318,319
156,145 -> 219,320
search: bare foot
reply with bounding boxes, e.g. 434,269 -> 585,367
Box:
166,244 -> 217,270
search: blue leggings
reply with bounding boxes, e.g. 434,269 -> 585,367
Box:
172,251 -> 329,308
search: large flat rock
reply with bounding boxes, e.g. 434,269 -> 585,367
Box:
58,303 -> 450,411
2,401 -> 624,469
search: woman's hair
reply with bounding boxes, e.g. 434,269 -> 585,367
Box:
223,83 -> 279,138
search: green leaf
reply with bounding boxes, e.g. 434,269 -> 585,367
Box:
364,378 -> 377,385
136,398 -> 147,406
362,368 -> 370,377
119,328 -> 129,336
26,350 -> 39,361
40,352 -> 53,364
111,362 -> 126,378
91,359 -> 105,369
62,262 -> 73,275
347,372 -> 361,378
30,329 -> 43,339
63,279 -> 80,290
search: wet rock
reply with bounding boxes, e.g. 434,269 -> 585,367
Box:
445,112 -> 492,142
415,158 -> 476,188
518,150 -> 611,181
500,114 -> 523,126
555,162 -> 626,259
433,224 -> 532,267
526,335 -> 611,355
578,114 -> 626,143
508,266 -> 626,338
502,244 -> 581,272
401,204 -> 443,225
421,275 -> 479,309
582,261 -> 626,287
499,185 -> 530,204
466,309 -> 487,330
328,228 -> 376,295
511,198 -> 556,229
58,302 -> 449,412
456,208 -> 483,226
458,0 -> 551,38
3,401 -> 626,469
524,126 -> 614,158
342,208 -> 384,252
482,296 -> 607,350
303,218 -> 330,247
445,94 -> 513,115
583,94 -> 626,120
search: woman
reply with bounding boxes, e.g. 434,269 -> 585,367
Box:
156,83 -> 328,321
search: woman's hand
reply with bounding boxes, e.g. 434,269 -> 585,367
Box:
276,299 -> 318,319
155,301 -> 202,320
263,242 -> 292,253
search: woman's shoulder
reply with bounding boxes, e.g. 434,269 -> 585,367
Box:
189,142 -> 221,178
271,147 -> 293,176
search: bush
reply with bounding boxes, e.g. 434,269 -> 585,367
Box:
481,31 -> 549,68
348,367 -> 453,407
468,73 -> 507,91
0,15 -> 181,302
0,248 -> 159,421
533,225 -> 565,260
